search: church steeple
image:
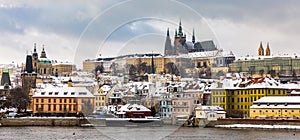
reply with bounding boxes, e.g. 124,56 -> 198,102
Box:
192,28 -> 195,44
266,42 -> 271,56
40,45 -> 47,58
258,41 -> 264,56
32,43 -> 38,58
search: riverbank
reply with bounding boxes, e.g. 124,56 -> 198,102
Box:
0,117 -> 163,127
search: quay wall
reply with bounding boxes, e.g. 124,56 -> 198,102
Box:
0,118 -> 96,126
206,118 -> 300,127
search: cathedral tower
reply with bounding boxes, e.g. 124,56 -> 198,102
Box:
164,28 -> 174,56
174,20 -> 187,55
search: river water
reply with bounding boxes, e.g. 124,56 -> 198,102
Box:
0,126 -> 299,140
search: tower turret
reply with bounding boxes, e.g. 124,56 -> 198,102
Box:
258,41 -> 264,56
40,45 -> 47,58
266,42 -> 271,56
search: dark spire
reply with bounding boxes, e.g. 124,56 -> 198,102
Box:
177,19 -> 183,37
192,28 -> 195,44
25,55 -> 33,73
1,71 -> 11,86
167,28 -> 169,37
164,28 -> 173,56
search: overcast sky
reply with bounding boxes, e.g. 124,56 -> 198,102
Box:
0,0 -> 299,68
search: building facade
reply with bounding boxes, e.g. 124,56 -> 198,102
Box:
32,86 -> 94,116
211,76 -> 288,117
250,96 -> 300,118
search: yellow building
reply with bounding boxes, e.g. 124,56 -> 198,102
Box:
32,87 -> 94,116
83,60 -> 103,73
211,77 -> 288,117
52,62 -> 76,77
250,96 -> 300,118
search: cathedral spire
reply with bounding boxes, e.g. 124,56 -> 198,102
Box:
177,19 -> 183,37
192,28 -> 195,44
167,28 -> 169,37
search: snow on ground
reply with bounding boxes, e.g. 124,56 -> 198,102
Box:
215,124 -> 300,129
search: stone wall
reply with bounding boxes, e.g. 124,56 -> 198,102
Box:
206,118 -> 300,127
0,118 -> 92,126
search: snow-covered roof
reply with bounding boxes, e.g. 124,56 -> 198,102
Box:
252,96 -> 300,104
100,85 -> 111,92
33,87 -> 94,98
118,104 -> 150,112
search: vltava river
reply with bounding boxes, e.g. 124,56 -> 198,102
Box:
0,126 -> 299,140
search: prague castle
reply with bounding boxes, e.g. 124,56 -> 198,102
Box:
83,21 -> 235,80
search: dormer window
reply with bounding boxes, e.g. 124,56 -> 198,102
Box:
71,92 -> 75,95
79,92 -> 87,95
64,92 -> 68,95
41,92 -> 45,95
55,92 -> 59,95
49,92 -> 53,95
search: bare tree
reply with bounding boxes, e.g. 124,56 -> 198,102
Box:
6,87 -> 31,113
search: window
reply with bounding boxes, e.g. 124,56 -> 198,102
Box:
69,99 -> 72,103
54,99 -> 56,103
49,92 -> 53,95
60,99 -> 62,103
55,92 -> 59,95
41,99 -> 44,103
36,105 -> 38,110
71,92 -> 75,95
64,99 -> 67,103
41,92 -> 45,95
64,92 -> 68,95
36,99 -> 38,103
53,105 -> 56,110
48,105 -> 51,111
48,99 -> 51,103
59,105 -> 62,111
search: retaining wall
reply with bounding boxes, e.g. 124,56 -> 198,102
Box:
206,118 -> 300,127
